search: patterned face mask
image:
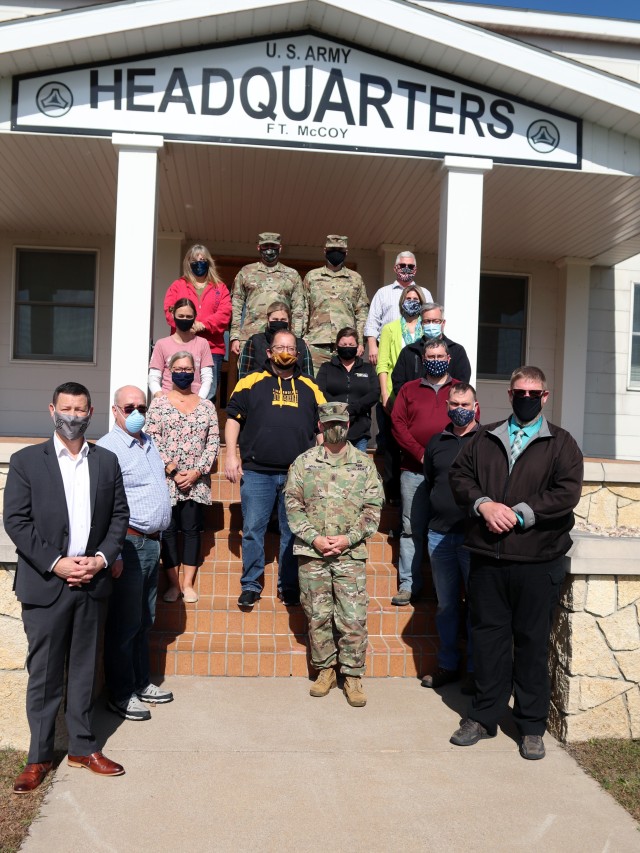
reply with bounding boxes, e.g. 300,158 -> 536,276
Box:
395,263 -> 416,283
324,423 -> 349,443
448,406 -> 475,427
401,299 -> 422,317
270,351 -> 297,368
423,358 -> 449,378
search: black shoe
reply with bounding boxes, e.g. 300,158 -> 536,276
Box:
450,718 -> 495,746
421,667 -> 459,689
278,591 -> 300,607
520,735 -> 546,760
238,590 -> 260,608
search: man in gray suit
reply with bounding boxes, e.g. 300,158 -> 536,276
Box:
4,381 -> 130,793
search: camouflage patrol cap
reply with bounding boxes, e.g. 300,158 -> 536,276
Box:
325,235 -> 348,249
318,401 -> 350,424
258,232 -> 281,245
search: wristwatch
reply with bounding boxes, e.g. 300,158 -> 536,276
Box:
166,465 -> 177,479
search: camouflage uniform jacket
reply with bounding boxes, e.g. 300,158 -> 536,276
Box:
285,442 -> 384,560
302,266 -> 369,345
231,261 -> 304,340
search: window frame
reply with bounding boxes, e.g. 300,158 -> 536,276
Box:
627,280 -> 640,390
11,245 -> 100,366
476,270 -> 530,382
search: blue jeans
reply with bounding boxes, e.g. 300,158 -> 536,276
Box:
427,530 -> 473,672
350,437 -> 369,453
398,471 -> 428,595
104,534 -> 161,702
208,353 -> 224,402
239,470 -> 298,595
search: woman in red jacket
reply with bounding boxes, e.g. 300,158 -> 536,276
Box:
164,244 -> 231,402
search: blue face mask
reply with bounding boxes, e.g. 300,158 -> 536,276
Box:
172,371 -> 194,390
190,259 -> 209,277
448,406 -> 475,427
423,323 -> 443,340
124,409 -> 146,434
424,358 -> 449,378
402,299 -> 422,317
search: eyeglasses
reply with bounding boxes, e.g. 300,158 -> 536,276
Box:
423,318 -> 444,324
271,346 -> 297,354
510,389 -> 546,399
119,404 -> 148,415
398,264 -> 416,271
172,367 -> 194,373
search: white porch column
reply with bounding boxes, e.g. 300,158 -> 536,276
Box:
110,133 -> 164,414
554,257 -> 592,448
437,156 -> 493,384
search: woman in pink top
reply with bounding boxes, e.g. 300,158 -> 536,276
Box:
164,244 -> 232,401
149,298 -> 213,398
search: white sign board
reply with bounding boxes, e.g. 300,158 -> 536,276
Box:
12,33 -> 581,167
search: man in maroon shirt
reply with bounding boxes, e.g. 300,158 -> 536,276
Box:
390,340 -> 459,605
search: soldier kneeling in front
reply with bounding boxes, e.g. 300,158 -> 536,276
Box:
285,402 -> 384,706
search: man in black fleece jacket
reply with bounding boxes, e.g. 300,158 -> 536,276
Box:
391,303 -> 471,397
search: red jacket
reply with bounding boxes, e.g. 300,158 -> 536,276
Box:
391,377 -> 459,473
164,278 -> 232,356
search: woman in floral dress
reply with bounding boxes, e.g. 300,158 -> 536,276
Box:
146,351 -> 219,603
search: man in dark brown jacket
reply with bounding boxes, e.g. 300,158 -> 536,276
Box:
448,366 -> 583,761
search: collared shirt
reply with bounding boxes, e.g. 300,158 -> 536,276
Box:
54,432 -> 92,557
508,414 -> 543,452
363,281 -> 434,340
97,425 -> 171,534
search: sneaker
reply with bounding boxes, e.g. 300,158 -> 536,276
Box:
343,676 -> 367,707
391,589 -> 412,606
309,668 -> 337,697
520,735 -> 546,760
108,695 -> 151,721
238,590 -> 260,608
421,667 -> 459,689
136,683 -> 174,704
450,718 -> 494,746
460,673 -> 476,696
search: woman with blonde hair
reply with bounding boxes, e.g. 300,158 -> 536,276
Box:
163,244 -> 231,401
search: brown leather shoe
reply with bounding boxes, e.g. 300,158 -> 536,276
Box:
13,761 -> 53,794
67,751 -> 125,776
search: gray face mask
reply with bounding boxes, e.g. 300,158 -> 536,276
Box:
53,411 -> 91,441
324,423 -> 349,444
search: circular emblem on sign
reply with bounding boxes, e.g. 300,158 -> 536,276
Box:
36,82 -> 73,117
527,120 -> 560,154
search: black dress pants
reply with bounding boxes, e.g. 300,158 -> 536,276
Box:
468,553 -> 566,737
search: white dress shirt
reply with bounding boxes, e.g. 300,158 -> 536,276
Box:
363,281 -> 434,340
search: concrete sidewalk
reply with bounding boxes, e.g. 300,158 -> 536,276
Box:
20,677 -> 640,853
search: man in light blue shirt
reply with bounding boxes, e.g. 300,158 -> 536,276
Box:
97,386 -> 172,721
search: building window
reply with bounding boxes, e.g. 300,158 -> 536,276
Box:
13,248 -> 97,362
631,282 -> 640,386
477,273 -> 528,380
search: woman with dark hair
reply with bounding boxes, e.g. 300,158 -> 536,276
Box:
163,244 -> 232,401
146,350 -> 219,604
237,300 -> 314,379
149,297 -> 213,398
316,327 -> 379,452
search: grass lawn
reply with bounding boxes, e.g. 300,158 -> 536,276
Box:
0,749 -> 58,853
566,739 -> 640,824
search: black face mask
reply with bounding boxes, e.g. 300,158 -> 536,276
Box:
337,345 -> 357,360
268,320 -> 289,334
260,247 -> 280,264
325,249 -> 346,267
175,317 -> 195,332
512,395 -> 543,424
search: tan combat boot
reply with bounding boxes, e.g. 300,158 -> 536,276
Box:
309,667 -> 337,697
343,676 -> 367,707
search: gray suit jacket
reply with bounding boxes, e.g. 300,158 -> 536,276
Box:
3,438 -> 130,606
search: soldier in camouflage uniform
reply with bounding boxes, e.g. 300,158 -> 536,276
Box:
302,236 -> 369,373
230,232 -> 305,354
285,402 -> 384,706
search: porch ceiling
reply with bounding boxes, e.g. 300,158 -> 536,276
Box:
2,132 -> 640,266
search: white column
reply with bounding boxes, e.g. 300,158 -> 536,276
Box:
437,156 -> 493,384
109,133 -> 164,414
554,257 -> 592,448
